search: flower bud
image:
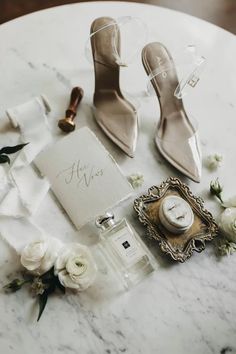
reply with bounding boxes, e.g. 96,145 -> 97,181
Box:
4,279 -> 24,292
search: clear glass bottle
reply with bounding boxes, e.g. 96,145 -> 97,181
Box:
95,212 -> 156,289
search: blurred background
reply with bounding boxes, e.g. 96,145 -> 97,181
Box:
0,0 -> 235,34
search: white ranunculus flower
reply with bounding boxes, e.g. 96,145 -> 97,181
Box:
20,238 -> 63,275
219,207 -> 236,243
223,196 -> 236,208
54,243 -> 97,291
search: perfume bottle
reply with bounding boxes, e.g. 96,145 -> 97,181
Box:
95,212 -> 156,289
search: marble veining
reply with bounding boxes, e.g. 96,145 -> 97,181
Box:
0,2 -> 236,354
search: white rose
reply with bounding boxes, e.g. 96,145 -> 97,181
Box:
219,207 -> 236,243
21,238 -> 63,275
54,243 -> 97,290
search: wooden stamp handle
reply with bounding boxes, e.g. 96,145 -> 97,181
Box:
66,86 -> 84,118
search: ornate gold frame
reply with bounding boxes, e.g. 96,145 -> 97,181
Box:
133,177 -> 218,262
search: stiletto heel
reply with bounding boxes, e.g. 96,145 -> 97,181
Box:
142,42 -> 202,183
90,17 -> 138,157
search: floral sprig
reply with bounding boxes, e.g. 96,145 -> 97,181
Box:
4,278 -> 31,292
0,143 -> 28,164
4,268 -> 65,321
216,239 -> 236,257
3,239 -> 97,321
128,173 -> 144,188
209,178 -> 236,256
210,178 -> 224,204
206,154 -> 223,170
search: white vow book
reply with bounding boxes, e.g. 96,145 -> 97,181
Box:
35,127 -> 132,229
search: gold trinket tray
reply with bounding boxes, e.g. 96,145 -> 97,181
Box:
133,177 -> 218,262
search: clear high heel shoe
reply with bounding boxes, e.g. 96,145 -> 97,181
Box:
142,42 -> 205,182
89,16 -> 146,157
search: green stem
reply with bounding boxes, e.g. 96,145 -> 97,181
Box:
22,279 -> 32,286
217,194 -> 224,204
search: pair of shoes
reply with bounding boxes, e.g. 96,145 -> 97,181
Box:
90,17 -> 202,183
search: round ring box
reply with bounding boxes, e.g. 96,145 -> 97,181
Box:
159,195 -> 194,234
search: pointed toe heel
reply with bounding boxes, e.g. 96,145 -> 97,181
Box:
142,42 -> 202,182
90,17 -> 138,157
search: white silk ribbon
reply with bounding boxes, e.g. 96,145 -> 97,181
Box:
0,96 -> 53,253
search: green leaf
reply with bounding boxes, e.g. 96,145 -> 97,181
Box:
40,268 -> 65,294
41,267 -> 55,284
0,155 -> 10,164
55,277 -> 66,294
37,281 -> 57,322
37,291 -> 48,322
0,143 -> 29,155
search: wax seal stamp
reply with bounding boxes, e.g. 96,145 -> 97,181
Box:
159,195 -> 194,233
58,86 -> 84,132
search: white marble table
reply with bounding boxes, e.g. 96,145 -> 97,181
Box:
0,2 -> 236,353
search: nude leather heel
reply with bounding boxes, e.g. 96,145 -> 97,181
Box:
90,17 -> 138,157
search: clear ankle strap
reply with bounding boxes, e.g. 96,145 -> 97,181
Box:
147,45 -> 206,99
85,16 -> 148,67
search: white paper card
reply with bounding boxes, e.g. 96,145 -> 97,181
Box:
35,127 -> 132,229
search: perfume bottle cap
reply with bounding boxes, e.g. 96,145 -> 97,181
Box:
95,212 -> 115,230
